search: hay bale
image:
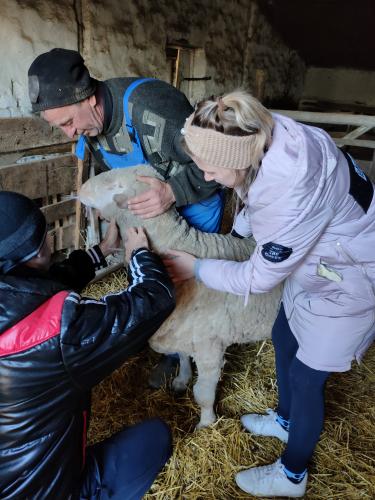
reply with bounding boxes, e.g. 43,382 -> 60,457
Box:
84,270 -> 375,499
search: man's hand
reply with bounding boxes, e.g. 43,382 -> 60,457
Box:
99,219 -> 121,257
162,249 -> 197,283
127,175 -> 176,219
125,227 -> 149,261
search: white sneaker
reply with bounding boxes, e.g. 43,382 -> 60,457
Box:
235,458 -> 307,498
241,409 -> 289,443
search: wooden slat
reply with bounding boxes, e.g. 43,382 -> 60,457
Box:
333,138 -> 375,149
0,154 -> 77,198
41,199 -> 76,224
0,117 -> 70,153
48,224 -> 75,252
342,125 -> 372,141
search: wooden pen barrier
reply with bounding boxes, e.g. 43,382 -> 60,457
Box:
0,116 -> 88,257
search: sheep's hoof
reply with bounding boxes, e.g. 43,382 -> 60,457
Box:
195,414 -> 216,430
171,378 -> 188,393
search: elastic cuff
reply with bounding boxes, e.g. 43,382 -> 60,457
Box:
194,259 -> 202,281
131,247 -> 150,259
87,245 -> 108,269
231,229 -> 244,239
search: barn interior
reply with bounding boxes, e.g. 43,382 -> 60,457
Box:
0,0 -> 374,498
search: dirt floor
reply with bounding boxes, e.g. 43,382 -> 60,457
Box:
85,270 -> 375,499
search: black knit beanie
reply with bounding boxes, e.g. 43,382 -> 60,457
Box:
28,48 -> 97,112
0,192 -> 47,274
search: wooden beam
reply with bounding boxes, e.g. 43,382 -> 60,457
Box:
0,116 -> 70,153
341,125 -> 372,141
74,156 -> 84,249
333,138 -> 375,149
0,154 -> 77,198
271,110 -> 375,129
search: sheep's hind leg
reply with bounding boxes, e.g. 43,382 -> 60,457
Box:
193,348 -> 225,429
172,352 -> 192,393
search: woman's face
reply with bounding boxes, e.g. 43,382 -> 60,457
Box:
192,155 -> 247,188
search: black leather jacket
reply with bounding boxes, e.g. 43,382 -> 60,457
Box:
0,248 -> 175,499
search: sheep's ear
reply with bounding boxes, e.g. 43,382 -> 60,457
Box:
113,193 -> 128,208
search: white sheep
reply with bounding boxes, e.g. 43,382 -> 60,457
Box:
79,165 -> 282,428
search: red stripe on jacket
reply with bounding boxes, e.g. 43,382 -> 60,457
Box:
0,291 -> 69,356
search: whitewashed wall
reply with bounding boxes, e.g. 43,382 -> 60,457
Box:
0,0 -> 305,117
303,67 -> 375,109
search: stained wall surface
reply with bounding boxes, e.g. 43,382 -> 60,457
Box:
303,67 -> 375,110
0,0 -> 305,117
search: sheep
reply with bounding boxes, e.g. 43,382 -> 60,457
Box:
79,165 -> 282,428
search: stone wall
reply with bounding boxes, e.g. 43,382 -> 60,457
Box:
0,0 -> 305,117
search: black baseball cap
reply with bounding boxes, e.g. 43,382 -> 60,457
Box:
28,48 -> 97,112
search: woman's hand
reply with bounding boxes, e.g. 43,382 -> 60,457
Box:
125,227 -> 149,261
99,218 -> 121,257
162,249 -> 197,283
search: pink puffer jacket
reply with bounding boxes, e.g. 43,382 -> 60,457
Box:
198,114 -> 375,372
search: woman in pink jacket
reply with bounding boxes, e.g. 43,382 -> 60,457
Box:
165,90 -> 375,498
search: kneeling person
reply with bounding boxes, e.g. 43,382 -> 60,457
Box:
0,191 -> 175,498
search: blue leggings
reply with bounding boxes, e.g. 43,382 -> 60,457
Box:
272,304 -> 330,473
80,418 -> 172,499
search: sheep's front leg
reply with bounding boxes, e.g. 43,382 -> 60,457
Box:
172,352 -> 192,393
193,348 -> 225,429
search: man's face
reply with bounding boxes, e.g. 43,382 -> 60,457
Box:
42,95 -> 104,139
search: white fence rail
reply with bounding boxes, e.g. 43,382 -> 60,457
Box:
271,110 -> 375,179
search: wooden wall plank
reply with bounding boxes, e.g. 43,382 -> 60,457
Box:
0,117 -> 70,153
41,199 -> 76,223
0,154 -> 77,198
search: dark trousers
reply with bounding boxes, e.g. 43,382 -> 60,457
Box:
272,304 -> 331,473
80,418 -> 172,500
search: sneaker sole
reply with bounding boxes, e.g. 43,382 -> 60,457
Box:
235,473 -> 305,498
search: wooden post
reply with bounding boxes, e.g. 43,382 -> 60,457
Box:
73,144 -> 84,249
255,69 -> 266,101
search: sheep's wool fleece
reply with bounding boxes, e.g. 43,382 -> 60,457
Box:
197,113 -> 375,373
182,113 -> 254,170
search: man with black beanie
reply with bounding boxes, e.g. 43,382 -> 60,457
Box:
27,48 -> 223,229
0,191 -> 175,498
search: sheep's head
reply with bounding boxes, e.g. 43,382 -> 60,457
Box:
79,165 -> 157,220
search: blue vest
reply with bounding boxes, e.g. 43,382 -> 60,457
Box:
75,78 -> 154,167
75,78 -> 224,233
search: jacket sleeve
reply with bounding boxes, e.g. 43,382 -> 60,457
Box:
197,203 -> 334,295
167,161 -> 220,207
59,248 -> 176,390
232,206 -> 253,238
48,245 -> 109,292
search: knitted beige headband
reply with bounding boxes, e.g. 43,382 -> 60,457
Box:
182,112 -> 255,170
